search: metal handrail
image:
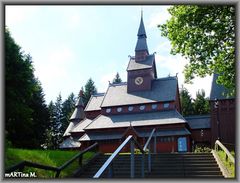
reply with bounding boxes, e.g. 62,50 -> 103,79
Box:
93,136 -> 137,178
143,128 -> 156,173
143,128 -> 156,151
5,142 -> 99,178
215,140 -> 235,164
58,142 -> 98,171
5,161 -> 59,173
93,128 -> 156,178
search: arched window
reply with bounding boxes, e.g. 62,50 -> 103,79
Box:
117,107 -> 122,112
140,105 -> 145,111
128,106 -> 134,111
106,108 -> 111,113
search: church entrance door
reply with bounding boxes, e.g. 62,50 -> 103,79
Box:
177,137 -> 187,152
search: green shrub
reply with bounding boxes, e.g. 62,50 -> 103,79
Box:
194,145 -> 211,153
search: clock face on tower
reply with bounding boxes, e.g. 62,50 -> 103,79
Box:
135,77 -> 144,85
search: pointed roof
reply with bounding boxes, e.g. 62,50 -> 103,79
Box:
75,90 -> 84,107
69,90 -> 85,122
135,12 -> 148,52
137,12 -> 147,38
209,73 -> 234,100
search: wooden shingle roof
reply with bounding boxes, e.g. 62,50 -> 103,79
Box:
101,77 -> 178,107
85,110 -> 186,130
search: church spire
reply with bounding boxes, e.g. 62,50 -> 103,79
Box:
135,11 -> 149,62
137,10 -> 147,38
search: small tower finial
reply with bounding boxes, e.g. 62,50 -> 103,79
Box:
141,8 -> 143,19
79,89 -> 83,97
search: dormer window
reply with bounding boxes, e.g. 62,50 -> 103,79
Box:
117,107 -> 122,112
163,103 -> 170,109
128,106 -> 134,111
106,108 -> 111,113
140,105 -> 145,111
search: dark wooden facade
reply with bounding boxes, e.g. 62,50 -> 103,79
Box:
210,99 -> 235,149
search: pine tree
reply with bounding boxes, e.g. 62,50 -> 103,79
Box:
83,78 -> 97,106
5,28 -> 50,148
29,79 -> 50,148
43,101 -> 56,149
61,93 -> 76,134
54,94 -> 64,147
112,72 -> 122,84
43,95 -> 64,149
180,86 -> 194,116
193,89 -> 210,115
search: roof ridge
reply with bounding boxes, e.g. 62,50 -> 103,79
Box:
185,115 -> 210,119
154,76 -> 177,81
92,93 -> 105,97
110,82 -> 127,86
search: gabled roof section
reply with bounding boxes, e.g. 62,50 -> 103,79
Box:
210,73 -> 234,100
59,136 -> 81,149
79,131 -> 125,141
185,115 -> 211,129
63,122 -> 76,137
101,77 -> 178,107
127,54 -> 154,71
71,118 -> 92,133
84,93 -> 105,112
85,110 -> 186,130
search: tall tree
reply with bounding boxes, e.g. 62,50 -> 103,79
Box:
43,95 -> 64,149
42,101 -> 56,149
54,94 -> 64,146
159,5 -> 235,96
179,86 -> 194,116
61,93 -> 76,134
5,28 -> 49,148
29,79 -> 50,147
112,72 -> 122,84
83,78 -> 97,106
193,89 -> 210,115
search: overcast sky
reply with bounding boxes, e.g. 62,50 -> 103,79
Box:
5,5 -> 212,104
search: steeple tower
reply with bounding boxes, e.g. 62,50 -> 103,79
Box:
135,11 -> 149,62
69,90 -> 85,122
127,11 -> 157,93
63,90 -> 85,137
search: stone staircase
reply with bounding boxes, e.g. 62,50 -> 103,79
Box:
74,153 -> 224,178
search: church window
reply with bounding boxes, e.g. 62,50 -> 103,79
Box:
106,108 -> 111,113
117,107 -> 122,112
152,104 -> 157,110
139,105 -> 145,110
128,106 -> 134,111
163,103 -> 170,108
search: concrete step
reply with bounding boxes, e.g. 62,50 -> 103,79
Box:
75,152 -> 223,178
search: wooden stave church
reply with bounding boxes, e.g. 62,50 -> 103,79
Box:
60,14 -> 235,153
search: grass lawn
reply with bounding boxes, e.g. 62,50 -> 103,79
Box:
217,150 -> 235,178
5,148 -> 94,178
